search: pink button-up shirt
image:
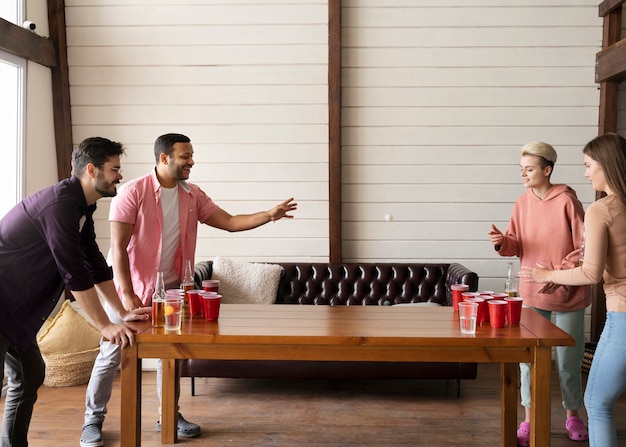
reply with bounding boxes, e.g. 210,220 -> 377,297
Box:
109,169 -> 219,304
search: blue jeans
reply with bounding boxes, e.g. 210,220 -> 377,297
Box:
519,307 -> 586,411
584,311 -> 626,447
0,335 -> 46,447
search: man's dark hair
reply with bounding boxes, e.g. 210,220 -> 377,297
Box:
71,137 -> 124,176
154,133 -> 191,163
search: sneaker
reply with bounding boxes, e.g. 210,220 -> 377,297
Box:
156,413 -> 201,438
80,423 -> 103,447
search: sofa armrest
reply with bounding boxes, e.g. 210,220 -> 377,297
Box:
445,263 -> 479,305
193,260 -> 213,289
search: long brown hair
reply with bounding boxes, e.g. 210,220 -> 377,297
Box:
583,133 -> 626,207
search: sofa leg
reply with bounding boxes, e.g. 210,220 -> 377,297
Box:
191,377 -> 196,396
456,379 -> 461,398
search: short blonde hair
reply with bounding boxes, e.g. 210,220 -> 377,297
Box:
521,141 -> 557,166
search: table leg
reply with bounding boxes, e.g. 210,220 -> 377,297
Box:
120,344 -> 142,447
161,358 -> 178,444
530,346 -> 552,447
500,362 -> 518,447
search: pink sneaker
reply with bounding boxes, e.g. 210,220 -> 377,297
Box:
565,416 -> 589,441
517,421 -> 530,446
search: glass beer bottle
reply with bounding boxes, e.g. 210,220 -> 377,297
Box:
180,259 -> 194,307
152,271 -> 166,328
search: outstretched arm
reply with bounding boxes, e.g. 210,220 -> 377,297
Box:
204,197 -> 297,232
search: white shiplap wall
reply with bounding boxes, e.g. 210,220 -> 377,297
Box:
63,0 -> 619,341
64,0 -> 330,262
341,1 -> 603,298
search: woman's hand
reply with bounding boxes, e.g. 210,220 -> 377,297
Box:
519,264 -> 553,284
488,224 -> 504,246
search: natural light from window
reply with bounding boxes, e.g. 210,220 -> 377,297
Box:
0,52 -> 25,218
0,1 -> 26,218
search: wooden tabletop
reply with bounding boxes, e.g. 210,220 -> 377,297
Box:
129,304 -> 574,362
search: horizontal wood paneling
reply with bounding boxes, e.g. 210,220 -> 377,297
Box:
342,107 -> 597,127
69,66 -> 326,86
72,105 -> 328,125
343,27 -> 600,48
341,6 -> 598,28
65,5 -> 327,26
67,25 -> 326,46
70,86 -> 327,105
340,1 -> 603,298
343,87 -> 599,106
342,67 -> 596,87
66,0 -> 329,262
68,45 -> 326,66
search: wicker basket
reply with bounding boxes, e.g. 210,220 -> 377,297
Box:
42,347 -> 99,387
582,342 -> 597,374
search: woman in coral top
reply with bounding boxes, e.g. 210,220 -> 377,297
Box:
489,141 -> 589,446
522,133 -> 626,447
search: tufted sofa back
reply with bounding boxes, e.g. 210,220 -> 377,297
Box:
195,261 -> 478,307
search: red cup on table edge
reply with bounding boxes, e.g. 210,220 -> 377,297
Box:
451,284 -> 470,311
186,289 -> 204,317
463,297 -> 486,326
202,279 -> 220,293
488,299 -> 508,328
201,293 -> 222,321
504,297 -> 524,325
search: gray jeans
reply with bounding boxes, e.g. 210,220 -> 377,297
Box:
0,335 -> 46,447
83,302 -> 180,426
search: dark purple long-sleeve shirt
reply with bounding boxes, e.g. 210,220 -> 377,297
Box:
0,176 -> 113,347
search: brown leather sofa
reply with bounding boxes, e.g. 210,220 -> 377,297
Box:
181,261 -> 480,396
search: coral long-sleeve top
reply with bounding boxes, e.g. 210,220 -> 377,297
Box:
496,184 -> 590,312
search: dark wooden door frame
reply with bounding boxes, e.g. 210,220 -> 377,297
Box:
591,0 -> 624,341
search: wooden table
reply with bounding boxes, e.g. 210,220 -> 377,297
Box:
120,304 -> 574,447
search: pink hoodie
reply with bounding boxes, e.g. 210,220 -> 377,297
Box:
496,184 -> 590,311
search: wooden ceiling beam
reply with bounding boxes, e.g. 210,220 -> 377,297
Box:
0,17 -> 56,67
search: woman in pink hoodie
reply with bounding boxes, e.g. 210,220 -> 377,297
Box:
489,141 -> 590,446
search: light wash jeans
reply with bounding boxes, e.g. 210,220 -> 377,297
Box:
83,302 -> 180,426
520,307 -> 586,412
0,335 -> 46,447
584,311 -> 626,447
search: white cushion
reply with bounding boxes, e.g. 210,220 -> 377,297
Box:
211,256 -> 283,305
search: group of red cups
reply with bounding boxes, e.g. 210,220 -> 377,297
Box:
451,284 -> 523,328
187,279 -> 222,321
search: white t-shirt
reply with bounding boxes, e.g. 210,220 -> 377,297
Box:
159,185 -> 180,285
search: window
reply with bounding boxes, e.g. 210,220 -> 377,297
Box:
0,0 -> 26,217
0,51 -> 26,217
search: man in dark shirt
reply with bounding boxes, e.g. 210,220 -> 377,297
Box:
0,137 -> 150,447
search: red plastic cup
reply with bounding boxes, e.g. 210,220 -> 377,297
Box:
202,279 -> 220,293
488,300 -> 508,328
202,293 -> 222,321
451,284 -> 469,311
478,290 -> 494,296
464,297 -> 486,326
491,292 -> 509,300
461,291 -> 479,300
505,297 -> 524,325
186,289 -> 204,317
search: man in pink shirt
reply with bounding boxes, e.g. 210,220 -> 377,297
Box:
80,133 -> 297,447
